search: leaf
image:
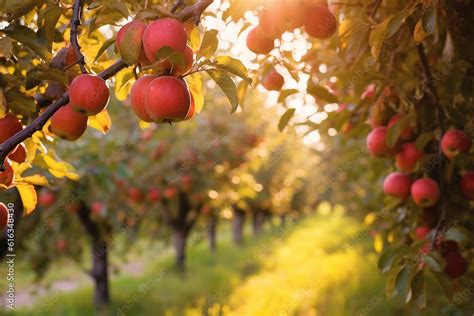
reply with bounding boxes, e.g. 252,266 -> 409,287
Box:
206,70 -> 239,112
0,90 -> 7,118
410,270 -> 426,308
237,80 -> 249,107
414,20 -> 429,43
197,30 -> 218,60
187,23 -> 201,52
442,30 -> 454,62
88,110 -> 112,134
422,5 -> 438,36
1,0 -> 45,21
41,5 -> 62,51
28,68 -> 69,86
278,108 -> 296,132
445,226 -> 471,246
415,132 -> 434,150
386,8 -> 414,38
386,114 -> 411,148
307,84 -> 339,104
94,38 -> 116,62
16,183 -> 37,215
185,73 -> 204,113
5,91 -> 36,115
215,56 -> 250,82
39,154 -> 79,180
423,253 -> 445,272
21,175 -> 48,186
432,271 -> 453,302
395,265 -> 413,302
378,248 -> 402,273
369,19 -> 389,59
386,264 -> 404,298
278,89 -> 299,103
114,68 -> 135,101
0,36 -> 12,58
2,25 -> 51,60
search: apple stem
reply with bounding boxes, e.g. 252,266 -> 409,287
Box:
71,0 -> 88,74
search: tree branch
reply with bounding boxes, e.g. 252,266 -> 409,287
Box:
177,0 -> 213,23
172,0 -> 185,13
71,0 -> 88,74
370,0 -> 382,18
0,61 -> 128,171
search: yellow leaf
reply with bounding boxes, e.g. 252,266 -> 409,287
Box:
24,138 -> 37,162
0,89 -> 7,118
88,110 -> 112,134
188,23 -> 201,52
21,175 -> 49,186
42,153 -> 79,180
115,68 -> 135,101
414,20 -> 428,43
185,73 -> 204,113
16,183 -> 37,215
139,120 -> 152,130
374,234 -> 384,253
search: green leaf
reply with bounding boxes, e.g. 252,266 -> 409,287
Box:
215,56 -> 250,82
423,253 -> 445,272
28,68 -> 69,86
197,30 -> 218,60
410,270 -> 426,308
386,8 -> 414,38
94,38 -> 116,62
5,91 -> 36,115
445,226 -> 471,246
415,132 -> 434,150
278,108 -> 296,132
432,271 -> 453,302
206,70 -> 239,113
2,25 -> 51,60
278,89 -> 299,103
307,84 -> 339,104
369,19 -> 389,59
378,248 -> 402,273
1,0 -> 45,21
395,265 -> 413,302
41,5 -> 63,51
386,264 -> 404,298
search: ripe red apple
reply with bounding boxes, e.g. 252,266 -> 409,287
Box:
415,226 -> 430,240
56,239 -> 67,251
8,143 -> 26,164
50,105 -> 88,141
0,203 -> 9,230
444,252 -> 467,279
395,143 -> 423,173
91,201 -> 105,214
304,5 -> 337,39
143,18 -> 187,63
116,20 -> 148,65
184,94 -> 196,121
461,171 -> 474,200
0,159 -> 14,187
441,129 -> 472,160
383,172 -> 412,199
145,76 -> 191,123
181,175 -> 192,190
128,188 -> 142,203
130,75 -> 156,122
0,114 -> 22,143
411,178 -> 440,208
387,113 -> 414,141
66,202 -> 81,213
246,27 -> 275,55
361,84 -> 376,100
163,45 -> 194,76
258,4 -> 286,38
366,127 -> 389,157
262,68 -> 284,91
39,190 -> 56,207
164,187 -> 177,199
147,188 -> 161,202
69,74 -> 110,115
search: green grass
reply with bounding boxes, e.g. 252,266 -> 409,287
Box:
5,212 -> 455,315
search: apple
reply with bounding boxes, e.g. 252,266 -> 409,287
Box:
440,240 -> 459,256
383,172 -> 412,199
147,188 -> 161,202
0,114 -> 22,143
411,178 -> 440,207
39,190 -> 56,207
50,105 -> 88,141
164,187 -> 177,199
143,18 -> 187,63
246,27 -> 275,55
284,2 -> 306,30
366,127 -> 390,157
116,20 -> 147,65
395,143 -> 423,172
66,202 -> 81,214
461,171 -> 474,200
130,75 -> 157,122
184,94 -> 196,121
361,84 -> 376,100
56,239 -> 67,251
387,113 -> 414,141
441,129 -> 472,160
258,4 -> 286,38
0,159 -> 14,187
444,252 -> 467,278
69,74 -> 110,115
415,226 -> 430,240
304,5 -> 337,39
0,203 -> 9,230
128,188 -> 142,203
262,68 -> 284,91
91,201 -> 105,214
181,175 -> 192,190
161,45 -> 194,76
145,76 -> 191,122
8,143 -> 26,164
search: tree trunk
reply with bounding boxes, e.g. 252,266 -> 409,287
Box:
173,228 -> 187,272
91,239 -> 110,307
207,215 -> 217,253
232,207 -> 245,246
252,209 -> 264,236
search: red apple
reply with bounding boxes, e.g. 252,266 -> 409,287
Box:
69,74 -> 110,115
143,18 -> 187,63
55,239 -> 67,251
164,187 -> 177,199
415,226 -> 430,240
361,84 -> 376,100
258,4 -> 286,38
304,5 -> 337,39
50,105 -> 88,141
162,45 -> 194,76
147,188 -> 161,202
116,20 -> 148,65
145,76 -> 191,123
395,143 -> 423,173
461,171 -> 474,200
444,252 -> 468,278
0,114 -> 22,143
411,178 -> 440,208
383,172 -> 412,199
246,27 -> 275,55
130,75 -> 156,122
441,129 -> 472,160
387,113 -> 414,141
440,240 -> 459,256
262,68 -> 284,91
366,127 -> 389,157
8,143 -> 26,164
181,175 -> 192,190
184,94 -> 196,121
38,191 -> 56,207
0,159 -> 14,187
91,201 -> 105,214
0,203 -> 9,230
128,188 -> 142,203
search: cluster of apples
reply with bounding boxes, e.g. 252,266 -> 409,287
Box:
117,18 -> 195,123
246,1 -> 337,92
